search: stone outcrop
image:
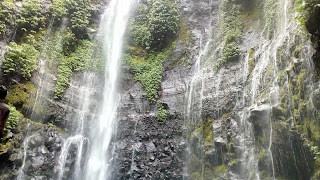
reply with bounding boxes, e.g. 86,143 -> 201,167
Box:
0,0 -> 320,179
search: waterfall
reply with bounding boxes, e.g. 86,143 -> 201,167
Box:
84,0 -> 134,179
16,124 -> 31,180
237,0 -> 297,179
56,72 -> 95,180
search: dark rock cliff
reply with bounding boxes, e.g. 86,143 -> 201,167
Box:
0,0 -> 320,179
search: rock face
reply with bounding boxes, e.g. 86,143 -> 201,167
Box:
0,119 -> 63,179
1,0 -> 320,179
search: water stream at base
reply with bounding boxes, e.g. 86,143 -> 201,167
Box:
56,72 -> 95,180
84,0 -> 134,179
16,124 -> 31,180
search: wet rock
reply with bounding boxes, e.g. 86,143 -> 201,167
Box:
146,142 -> 156,152
249,104 -> 271,126
312,87 -> 320,109
32,156 -> 45,169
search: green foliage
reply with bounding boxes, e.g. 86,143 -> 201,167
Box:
126,0 -> 180,122
7,84 -> 28,107
66,0 -> 91,35
213,164 -> 228,177
295,0 -> 319,25
2,42 -> 39,79
126,48 -> 171,101
54,40 -> 94,98
157,100 -> 167,122
5,105 -> 22,131
179,18 -> 191,44
214,0 -> 243,71
49,0 -> 68,22
17,0 -> 46,32
6,82 -> 37,110
62,30 -> 77,55
49,0 -> 91,35
131,0 -> 180,49
0,1 -> 16,37
42,28 -> 73,68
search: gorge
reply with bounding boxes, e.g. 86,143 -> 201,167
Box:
0,0 -> 320,179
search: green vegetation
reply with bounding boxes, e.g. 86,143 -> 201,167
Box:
213,164 -> 228,177
179,18 -> 191,44
66,0 -> 91,35
6,82 -> 37,109
157,101 -> 167,123
295,0 -> 319,28
248,48 -> 255,75
126,48 -> 171,101
2,42 -> 39,79
0,1 -> 16,37
54,40 -> 95,98
50,0 -> 91,36
214,0 -> 243,71
130,0 -> 179,50
125,48 -> 171,121
125,0 -> 180,122
17,0 -> 46,32
50,0 -> 68,22
5,105 -> 23,131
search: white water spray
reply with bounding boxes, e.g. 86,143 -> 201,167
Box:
84,0 -> 134,179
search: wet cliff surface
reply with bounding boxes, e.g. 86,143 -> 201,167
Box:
0,0 -> 320,179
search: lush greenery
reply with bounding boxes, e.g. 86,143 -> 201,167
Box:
126,48 -> 170,101
295,0 -> 320,28
157,101 -> 168,122
54,40 -> 95,98
130,0 -> 180,50
5,105 -> 23,131
6,82 -> 37,109
50,0 -> 91,36
0,1 -> 16,37
2,42 -> 40,79
125,0 -> 180,122
214,0 -> 243,71
17,0 -> 46,32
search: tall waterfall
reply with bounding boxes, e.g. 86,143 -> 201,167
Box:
84,0 -> 134,179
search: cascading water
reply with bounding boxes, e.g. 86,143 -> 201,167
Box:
16,124 -> 31,180
56,72 -> 96,180
28,18 -> 68,120
16,19 -> 68,180
237,0 -> 299,179
84,0 -> 134,179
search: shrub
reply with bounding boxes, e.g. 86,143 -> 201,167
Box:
295,0 -> 320,34
5,105 -> 23,131
131,0 -> 180,49
264,0 -> 276,39
126,48 -> 171,101
54,40 -> 94,98
49,0 -> 91,36
49,0 -> 68,22
157,100 -> 167,122
66,0 -> 91,36
17,0 -> 46,32
0,1 -> 16,37
2,42 -> 39,79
